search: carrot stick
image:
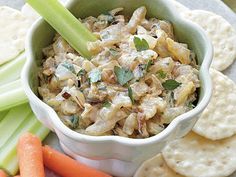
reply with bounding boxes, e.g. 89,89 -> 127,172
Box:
0,170 -> 7,177
17,132 -> 45,177
43,145 -> 112,177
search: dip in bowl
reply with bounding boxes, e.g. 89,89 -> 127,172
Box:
22,0 -> 212,176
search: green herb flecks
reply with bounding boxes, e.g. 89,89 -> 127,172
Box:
77,69 -> 86,76
187,102 -> 196,109
145,60 -> 154,72
133,37 -> 149,52
61,62 -> 76,74
107,16 -> 115,23
100,13 -> 115,24
162,79 -> 181,90
109,48 -> 119,56
157,70 -> 167,79
128,87 -> 134,104
114,66 -> 134,86
102,101 -> 111,108
88,68 -> 101,83
70,115 -> 79,129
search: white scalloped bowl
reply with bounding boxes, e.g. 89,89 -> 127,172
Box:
22,0 -> 213,176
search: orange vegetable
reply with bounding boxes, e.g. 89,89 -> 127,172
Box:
17,132 -> 45,177
43,145 -> 112,177
0,170 -> 7,177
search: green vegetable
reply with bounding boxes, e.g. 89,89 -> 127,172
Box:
157,70 -> 167,79
128,87 -> 134,104
26,0 -> 97,58
0,80 -> 21,94
97,14 -> 115,26
0,53 -> 25,86
0,110 -> 8,122
162,79 -> 181,90
145,60 -> 154,72
103,14 -> 115,24
133,37 -> 149,51
0,104 -> 31,148
109,48 -> 119,56
70,115 -> 79,129
77,69 -> 86,76
0,109 -> 49,175
187,102 -> 196,109
102,101 -> 111,108
114,66 -> 134,86
88,68 -> 101,83
0,82 -> 28,112
62,62 -> 76,74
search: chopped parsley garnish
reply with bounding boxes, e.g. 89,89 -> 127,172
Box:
88,68 -> 102,83
187,102 -> 196,109
77,69 -> 86,76
106,15 -> 115,23
145,60 -> 154,72
114,66 -> 134,86
133,37 -> 149,51
128,87 -> 134,104
162,79 -> 181,90
61,62 -> 75,74
102,101 -> 111,108
70,116 -> 79,129
101,13 -> 115,24
109,48 -> 119,56
157,70 -> 167,79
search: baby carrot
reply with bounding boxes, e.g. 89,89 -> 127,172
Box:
43,145 -> 112,177
17,132 -> 45,177
0,170 -> 7,177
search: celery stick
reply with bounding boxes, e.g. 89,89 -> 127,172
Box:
0,113 -> 50,175
0,104 -> 31,148
34,123 -> 50,142
0,110 -> 8,121
0,113 -> 35,175
0,53 -> 25,86
27,0 -> 97,59
0,79 -> 21,94
0,87 -> 28,112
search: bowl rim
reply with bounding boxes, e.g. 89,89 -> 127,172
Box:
22,0 -> 213,147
